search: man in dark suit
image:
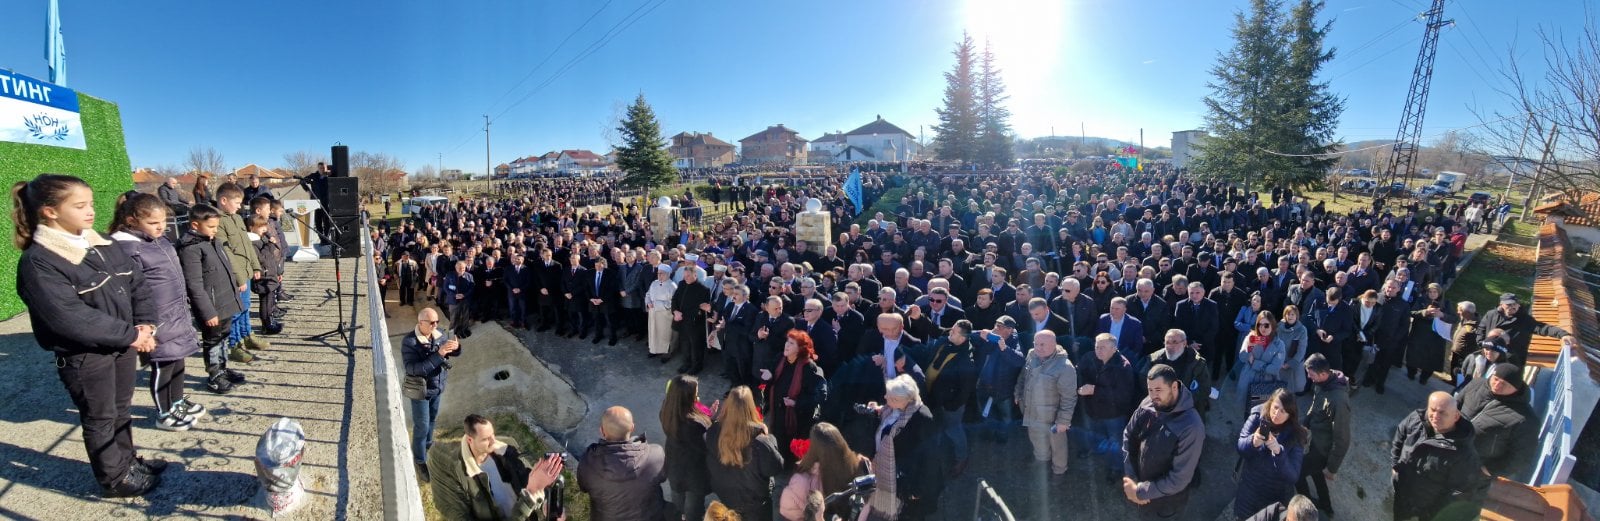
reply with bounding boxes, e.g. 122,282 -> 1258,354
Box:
795,298 -> 841,373
909,287 -> 965,340
750,296 -> 795,383
985,267 -> 1017,307
858,313 -> 922,380
1308,287 -> 1355,374
1097,297 -> 1145,362
503,252 -> 535,329
1186,252 -> 1220,291
1048,278 -> 1098,354
535,248 -> 565,333
562,253 -> 592,338
587,256 -> 621,345
717,285 -> 758,388
441,260 -> 476,337
1208,272 -> 1250,378
826,292 -> 868,366
395,251 -> 419,307
1127,279 -> 1170,357
1171,281 -> 1220,364
1024,298 -> 1073,350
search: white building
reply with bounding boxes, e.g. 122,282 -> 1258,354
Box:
1171,130 -> 1208,169
809,132 -> 847,160
834,116 -> 919,163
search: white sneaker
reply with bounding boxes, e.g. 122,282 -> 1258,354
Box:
173,397 -> 207,419
156,413 -> 193,432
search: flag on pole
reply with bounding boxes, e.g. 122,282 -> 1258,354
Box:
845,167 -> 864,212
47,0 -> 66,86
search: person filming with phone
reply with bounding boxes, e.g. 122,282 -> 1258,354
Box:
403,307 -> 462,483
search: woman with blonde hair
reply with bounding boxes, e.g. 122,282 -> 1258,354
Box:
705,386 -> 783,521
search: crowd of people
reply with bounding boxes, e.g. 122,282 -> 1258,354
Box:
10,157 -> 1578,520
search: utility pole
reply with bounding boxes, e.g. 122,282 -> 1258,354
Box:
1375,0 -> 1452,206
483,115 -> 491,196
1139,128 -> 1144,155
1521,124 -> 1559,220
438,152 -> 443,181
1503,112 -> 1533,205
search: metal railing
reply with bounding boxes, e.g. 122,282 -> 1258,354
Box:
1530,343 -> 1599,486
362,223 -> 427,520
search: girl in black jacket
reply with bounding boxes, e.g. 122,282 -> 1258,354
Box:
660,375 -> 712,521
110,192 -> 206,431
13,174 -> 164,497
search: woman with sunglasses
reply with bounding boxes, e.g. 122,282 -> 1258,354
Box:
1237,311 -> 1286,409
1087,273 -> 1117,316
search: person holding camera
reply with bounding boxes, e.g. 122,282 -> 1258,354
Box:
430,414 -> 565,521
403,307 -> 461,483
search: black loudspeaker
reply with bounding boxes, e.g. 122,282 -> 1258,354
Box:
327,176 -> 360,216
330,214 -> 362,257
331,145 -> 349,177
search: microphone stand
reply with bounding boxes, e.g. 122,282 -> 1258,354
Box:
303,211 -> 362,349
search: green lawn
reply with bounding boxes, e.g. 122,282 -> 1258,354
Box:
422,413 -> 590,521
1443,242 -> 1536,311
1495,218 -> 1538,246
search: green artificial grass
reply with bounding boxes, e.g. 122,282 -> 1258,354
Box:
0,93 -> 133,320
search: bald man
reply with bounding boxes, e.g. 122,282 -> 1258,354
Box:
400,307 -> 459,482
1390,391 -> 1490,521
577,406 -> 667,520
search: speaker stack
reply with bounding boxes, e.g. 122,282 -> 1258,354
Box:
326,145 -> 361,257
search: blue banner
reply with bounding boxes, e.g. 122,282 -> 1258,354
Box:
0,70 -> 84,150
845,167 -> 864,212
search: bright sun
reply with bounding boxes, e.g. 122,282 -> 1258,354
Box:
959,0 -> 1072,134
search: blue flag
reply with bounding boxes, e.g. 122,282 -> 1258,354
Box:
845,167 -> 864,212
47,0 -> 66,87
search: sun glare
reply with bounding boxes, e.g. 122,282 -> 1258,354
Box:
960,0 -> 1071,135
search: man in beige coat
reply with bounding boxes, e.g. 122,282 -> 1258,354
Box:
1016,329 -> 1078,475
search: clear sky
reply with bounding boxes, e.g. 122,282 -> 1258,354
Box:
0,0 -> 1592,174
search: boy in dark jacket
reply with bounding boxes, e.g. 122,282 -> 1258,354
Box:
177,204 -> 247,394
248,214 -> 284,335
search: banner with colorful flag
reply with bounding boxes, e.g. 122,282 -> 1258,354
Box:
845,167 -> 864,212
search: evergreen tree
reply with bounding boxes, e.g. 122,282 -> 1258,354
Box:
976,39 -> 1015,168
933,32 -> 980,164
1194,0 -> 1342,189
614,93 -> 678,189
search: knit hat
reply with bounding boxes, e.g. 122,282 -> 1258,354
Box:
1500,293 -> 1520,305
1492,363 -> 1526,392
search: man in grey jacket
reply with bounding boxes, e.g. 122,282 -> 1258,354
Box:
1123,364 -> 1205,519
1016,330 -> 1077,476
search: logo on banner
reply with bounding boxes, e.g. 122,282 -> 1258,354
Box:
0,70 -> 85,150
23,113 -> 71,141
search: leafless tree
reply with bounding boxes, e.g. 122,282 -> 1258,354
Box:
412,163 -> 438,181
351,151 -> 407,198
1472,19 -> 1600,205
281,149 -> 328,177
186,146 -> 227,177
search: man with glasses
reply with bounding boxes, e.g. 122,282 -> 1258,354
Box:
1477,293 -> 1574,367
402,307 -> 461,483
1050,278 -> 1098,357
796,299 -> 839,373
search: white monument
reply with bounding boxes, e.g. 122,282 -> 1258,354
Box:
649,196 -> 677,240
795,197 -> 831,251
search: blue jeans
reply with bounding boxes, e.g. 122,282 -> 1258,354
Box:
228,288 -> 252,347
939,404 -> 969,461
411,391 -> 442,464
976,389 -> 1015,441
1071,416 -> 1128,467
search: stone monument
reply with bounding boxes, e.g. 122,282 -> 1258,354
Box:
649,196 -> 677,240
795,197 -> 831,251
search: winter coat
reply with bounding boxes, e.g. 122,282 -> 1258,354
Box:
1277,318 -> 1309,391
401,327 -> 458,398
1233,406 -> 1305,517
428,436 -> 550,521
176,230 -> 244,323
1239,334 -> 1286,376
704,420 -> 784,520
1303,370 -> 1352,472
16,226 -> 157,355
1015,346 -> 1078,429
576,436 -> 668,521
924,339 -> 977,413
216,212 -> 261,286
1456,378 -> 1537,480
251,232 -> 284,296
975,335 -> 1026,400
112,230 -> 200,362
1406,298 -> 1456,372
662,415 -> 711,495
1391,408 -> 1491,521
1478,307 -> 1570,367
1078,351 -> 1138,421
1123,386 -> 1206,517
619,262 -> 648,309
1148,346 -> 1213,416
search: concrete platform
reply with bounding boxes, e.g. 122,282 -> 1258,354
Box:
0,257 -> 382,520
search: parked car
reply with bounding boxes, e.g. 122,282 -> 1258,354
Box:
1469,192 -> 1493,205
1383,183 -> 1412,197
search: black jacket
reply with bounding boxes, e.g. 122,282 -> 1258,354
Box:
401,328 -> 458,397
923,339 -> 977,412
1048,294 -> 1098,339
750,313 -> 795,378
1079,352 -> 1139,420
1390,408 -> 1491,521
176,230 -> 244,323
704,421 -> 784,518
1123,387 -> 1206,516
576,437 -> 667,521
885,403 -> 944,517
1455,378 -> 1537,480
1478,308 -> 1569,367
17,229 -> 157,355
662,416 -> 710,495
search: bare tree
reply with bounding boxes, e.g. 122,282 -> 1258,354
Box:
281,149 -> 328,177
1472,20 -> 1600,204
186,146 -> 227,177
413,163 -> 438,181
351,151 -> 407,198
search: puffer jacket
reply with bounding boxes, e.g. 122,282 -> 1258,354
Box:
1456,377 -> 1537,480
1303,370 -> 1352,472
1391,408 -> 1491,521
17,226 -> 156,355
112,230 -> 200,362
1233,406 -> 1304,517
1015,346 -> 1078,429
176,230 -> 244,323
576,436 -> 667,521
1123,385 -> 1206,517
1078,351 -> 1138,420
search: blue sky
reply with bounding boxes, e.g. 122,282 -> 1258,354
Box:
0,0 -> 1592,174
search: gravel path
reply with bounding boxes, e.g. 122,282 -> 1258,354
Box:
0,257 -> 382,520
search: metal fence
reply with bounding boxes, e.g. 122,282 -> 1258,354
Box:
362,223 -> 427,520
1530,343 -> 1599,486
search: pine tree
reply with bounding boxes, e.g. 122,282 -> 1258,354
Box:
933,32 -> 980,164
1195,0 -> 1343,189
615,93 -> 678,190
976,39 -> 1015,168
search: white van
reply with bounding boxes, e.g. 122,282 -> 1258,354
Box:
402,195 -> 448,215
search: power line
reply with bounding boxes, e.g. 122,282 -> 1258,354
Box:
481,0 -> 619,115
1254,99 -> 1581,158
1329,33 -> 1423,82
491,0 -> 670,122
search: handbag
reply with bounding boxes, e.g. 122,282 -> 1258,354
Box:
402,375 -> 427,401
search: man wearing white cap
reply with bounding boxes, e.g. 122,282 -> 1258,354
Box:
644,264 -> 678,359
